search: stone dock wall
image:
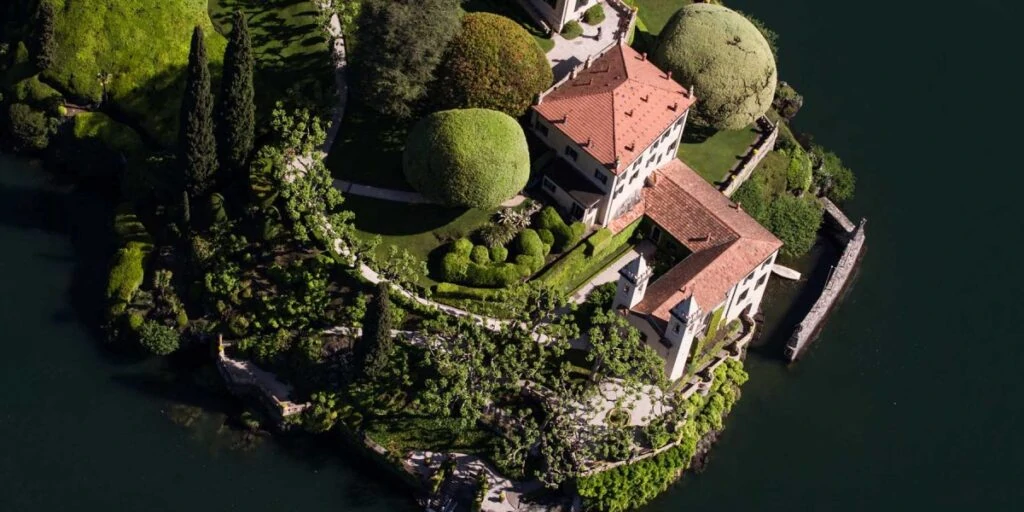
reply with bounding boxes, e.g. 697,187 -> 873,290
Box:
785,217 -> 867,361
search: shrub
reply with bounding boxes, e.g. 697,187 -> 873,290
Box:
583,4 -> 605,25
106,244 -> 146,303
440,251 -> 469,282
452,238 -> 474,256
653,4 -> 777,130
514,229 -> 546,257
773,81 -> 803,121
127,312 -> 144,331
514,254 -> 545,275
434,282 -> 504,301
476,223 -> 518,247
538,219 -> 640,292
815,148 -> 856,203
73,112 -> 144,157
404,108 -> 530,208
786,149 -> 812,193
138,320 -> 180,355
537,228 -> 555,246
561,20 -> 583,40
731,178 -> 769,224
767,194 -> 823,257
13,75 -> 61,108
433,13 -> 553,117
471,245 -> 490,264
489,245 -> 508,263
6,102 -> 51,151
536,206 -> 585,251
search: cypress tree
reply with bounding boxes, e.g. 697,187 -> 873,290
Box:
361,282 -> 395,380
33,0 -> 57,70
217,11 -> 255,177
181,190 -> 191,228
179,26 -> 217,199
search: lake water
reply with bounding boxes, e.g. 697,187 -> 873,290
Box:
3,0 -> 1022,509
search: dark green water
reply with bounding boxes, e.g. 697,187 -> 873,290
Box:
3,1 -> 1022,510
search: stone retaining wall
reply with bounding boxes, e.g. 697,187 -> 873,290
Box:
721,117 -> 780,197
785,218 -> 867,361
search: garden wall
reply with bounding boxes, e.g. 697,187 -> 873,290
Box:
720,117 -> 780,197
785,218 -> 867,361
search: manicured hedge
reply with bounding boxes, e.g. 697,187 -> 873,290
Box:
404,108 -> 530,209
489,245 -> 508,263
562,20 -> 583,40
514,228 -> 548,257
583,4 -> 605,25
433,12 -> 553,117
535,206 -> 585,252
434,282 -> 505,301
471,245 -> 490,264
537,218 -> 640,292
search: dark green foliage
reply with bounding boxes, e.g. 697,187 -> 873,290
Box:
731,178 -> 769,223
32,1 -> 57,70
583,4 -> 606,25
138,320 -> 180,355
217,11 -> 255,177
476,222 -> 518,247
653,4 -> 777,130
361,283 -> 396,381
403,108 -> 530,208
181,190 -> 191,228
773,81 -> 803,121
5,103 -> 51,151
538,219 -> 640,292
561,20 -> 583,40
354,0 -> 461,119
537,228 -> 555,246
180,26 -> 217,199
432,13 -> 552,117
786,148 -> 812,193
767,194 -> 822,257
536,206 -> 585,252
812,146 -> 856,203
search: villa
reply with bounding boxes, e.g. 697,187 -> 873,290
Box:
530,41 -> 782,380
521,0 -> 605,32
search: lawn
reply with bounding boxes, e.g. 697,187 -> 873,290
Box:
677,124 -> 760,185
209,0 -> 336,121
463,0 -> 555,53
342,195 -> 496,285
46,0 -> 227,147
629,0 -> 692,36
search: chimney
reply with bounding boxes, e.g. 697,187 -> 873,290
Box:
641,52 -> 647,61
584,137 -> 592,147
614,156 -> 622,169
669,102 -> 678,111
533,92 -> 543,106
667,71 -> 672,80
689,84 -> 695,99
641,94 -> 649,102
570,67 -> 578,80
585,55 -> 592,69
560,114 -> 568,123
625,109 -> 633,117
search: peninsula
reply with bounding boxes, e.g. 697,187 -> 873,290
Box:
0,1 -> 863,510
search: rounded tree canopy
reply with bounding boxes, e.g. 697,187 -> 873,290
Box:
433,12 -> 553,117
653,4 -> 777,130
403,108 -> 530,209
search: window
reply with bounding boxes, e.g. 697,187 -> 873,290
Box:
673,323 -> 681,334
593,169 -> 608,184
565,146 -> 578,161
761,258 -> 772,270
616,184 -> 624,195
756,274 -> 767,288
743,271 -> 754,284
736,290 -> 749,303
650,226 -> 663,243
542,178 -> 556,194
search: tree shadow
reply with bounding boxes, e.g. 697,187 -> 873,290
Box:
344,195 -> 470,237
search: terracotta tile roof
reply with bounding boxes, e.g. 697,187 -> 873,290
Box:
533,43 -> 696,174
632,160 -> 782,322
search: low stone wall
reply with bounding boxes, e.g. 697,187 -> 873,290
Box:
721,117 -> 780,197
607,0 -> 638,42
785,218 -> 867,361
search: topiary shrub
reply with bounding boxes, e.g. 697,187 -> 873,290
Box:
536,206 -> 585,252
786,150 -> 813,193
561,20 -> 583,40
514,228 -> 547,257
489,245 -> 508,263
404,108 -> 530,209
653,4 -> 777,130
537,228 -> 555,246
583,4 -> 605,25
433,13 -> 553,117
441,251 -> 470,282
731,178 -> 769,224
452,238 -> 474,256
471,245 -> 490,264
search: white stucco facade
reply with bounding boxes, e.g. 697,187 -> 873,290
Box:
523,0 -> 597,32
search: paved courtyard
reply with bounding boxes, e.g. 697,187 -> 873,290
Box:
547,1 -> 627,81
